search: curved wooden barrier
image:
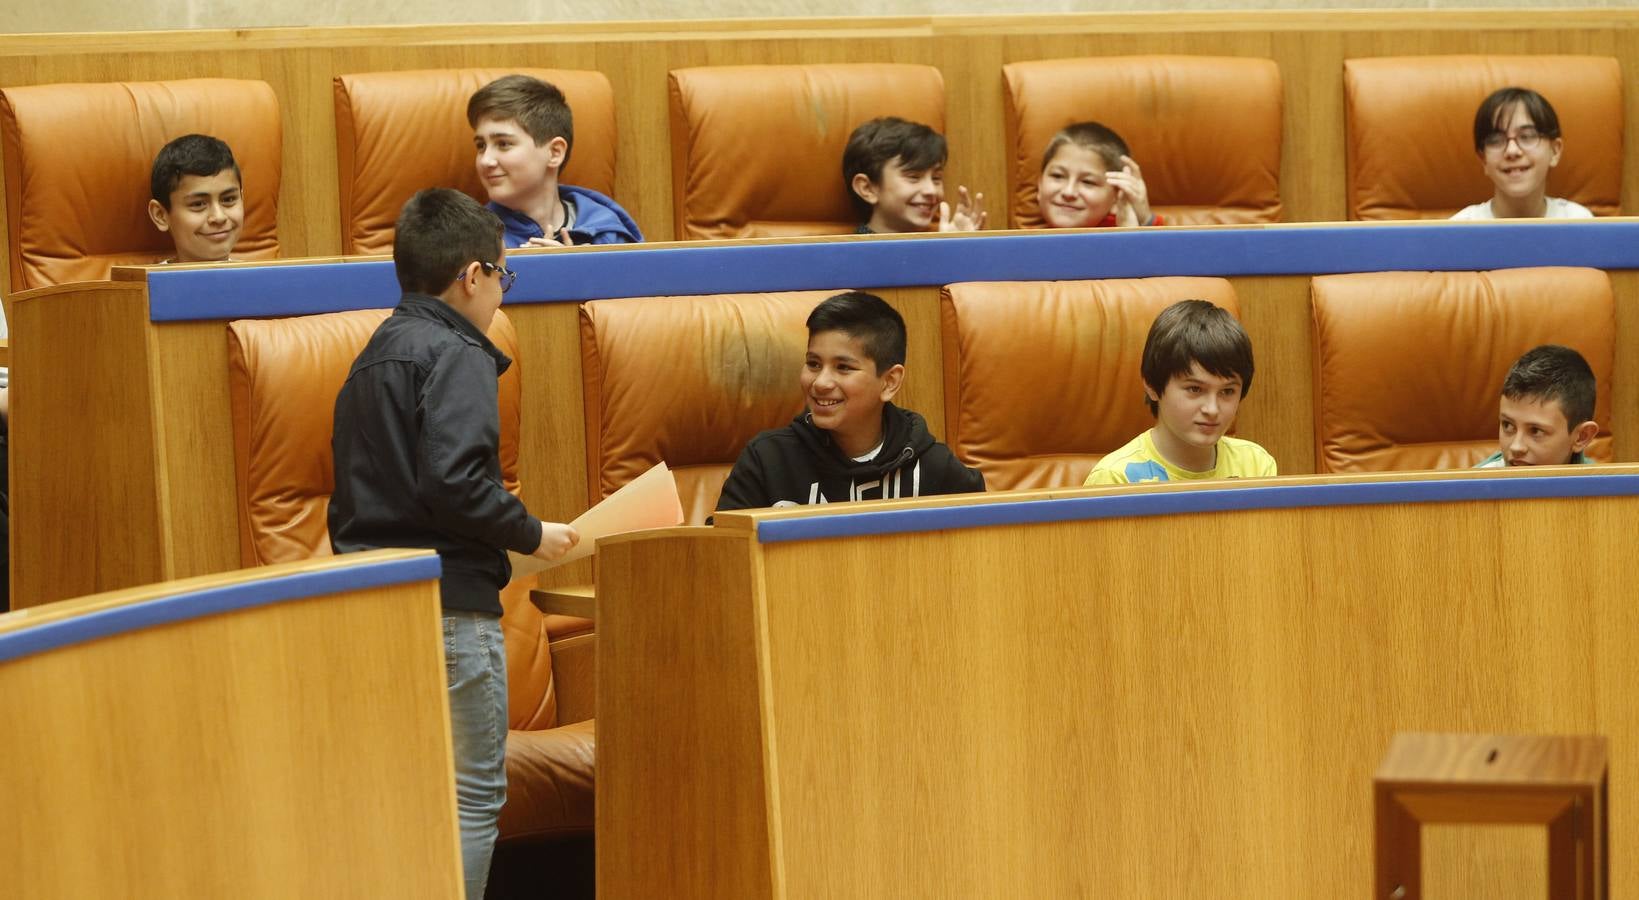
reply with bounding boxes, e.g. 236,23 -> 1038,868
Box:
0,548 -> 462,899
597,465 -> 1639,897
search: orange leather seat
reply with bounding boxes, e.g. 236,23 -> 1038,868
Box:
226,307 -> 594,843
1001,57 -> 1283,228
942,277 -> 1241,491
580,291 -> 837,521
1311,267 -> 1614,473
1344,56 -> 1622,220
334,67 -> 619,256
0,78 -> 281,293
668,64 -> 945,240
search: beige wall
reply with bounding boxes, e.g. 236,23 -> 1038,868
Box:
6,0 -> 1639,34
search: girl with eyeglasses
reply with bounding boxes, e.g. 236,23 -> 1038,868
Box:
1452,87 -> 1594,221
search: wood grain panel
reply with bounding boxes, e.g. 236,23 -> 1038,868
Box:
10,282 -> 166,606
0,549 -> 462,899
596,527 -> 778,900
1234,274 -> 1315,474
704,486 -> 1638,897
150,319 -> 242,580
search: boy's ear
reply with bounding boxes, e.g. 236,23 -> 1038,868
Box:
851,173 -> 879,206
877,363 -> 905,402
1142,382 -> 1161,403
147,199 -> 172,234
545,136 -> 569,171
1548,136 -> 1564,167
1570,419 -> 1599,451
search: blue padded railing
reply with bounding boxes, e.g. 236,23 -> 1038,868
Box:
752,473 -> 1639,543
0,553 -> 441,664
146,219 -> 1639,322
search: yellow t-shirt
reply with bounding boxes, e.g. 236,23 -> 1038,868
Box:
1084,430 -> 1277,485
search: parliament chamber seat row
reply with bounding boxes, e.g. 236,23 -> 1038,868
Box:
0,53 -> 1626,291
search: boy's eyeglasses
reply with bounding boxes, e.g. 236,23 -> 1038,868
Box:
459,260 -> 517,294
1482,127 -> 1544,153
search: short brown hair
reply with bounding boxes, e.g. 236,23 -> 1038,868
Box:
1040,121 -> 1130,173
467,74 -> 575,168
1140,300 -> 1254,416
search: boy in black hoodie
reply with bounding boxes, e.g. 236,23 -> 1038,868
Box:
716,291 -> 984,510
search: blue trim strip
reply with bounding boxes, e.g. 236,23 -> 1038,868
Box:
754,474 -> 1639,544
0,554 -> 442,665
147,220 -> 1639,322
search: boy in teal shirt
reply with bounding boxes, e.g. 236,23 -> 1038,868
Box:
1476,345 -> 1599,467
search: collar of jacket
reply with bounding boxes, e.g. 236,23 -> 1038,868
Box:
395,292 -> 512,375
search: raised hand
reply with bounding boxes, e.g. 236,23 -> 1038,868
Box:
938,185 -> 987,232
1105,155 -> 1154,227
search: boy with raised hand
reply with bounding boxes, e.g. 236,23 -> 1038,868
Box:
146,134 -> 244,263
1476,344 -> 1600,467
1085,299 -> 1276,485
843,116 -> 986,235
329,188 -> 578,899
715,291 -> 984,511
469,74 -> 643,248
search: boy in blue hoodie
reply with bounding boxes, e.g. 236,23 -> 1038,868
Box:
468,74 -> 643,248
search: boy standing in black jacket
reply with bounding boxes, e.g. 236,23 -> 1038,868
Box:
329,188 -> 577,900
716,291 -> 984,511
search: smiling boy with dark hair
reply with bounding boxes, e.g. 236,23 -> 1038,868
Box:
715,290 -> 984,510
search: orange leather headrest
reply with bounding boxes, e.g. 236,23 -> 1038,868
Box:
1344,56 -> 1622,220
942,277 -> 1241,491
1311,267 -> 1614,472
334,68 -> 618,255
227,307 -> 522,566
668,64 -> 945,240
0,78 -> 281,293
1002,57 -> 1283,228
581,291 -> 838,522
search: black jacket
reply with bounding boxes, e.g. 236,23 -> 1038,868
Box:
715,403 -> 985,512
329,293 -> 542,615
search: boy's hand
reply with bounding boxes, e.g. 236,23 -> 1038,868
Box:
1106,156 -> 1154,226
938,186 -> 987,232
523,228 -> 575,248
532,523 -> 580,561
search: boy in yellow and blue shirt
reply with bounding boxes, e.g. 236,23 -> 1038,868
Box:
1086,299 -> 1276,485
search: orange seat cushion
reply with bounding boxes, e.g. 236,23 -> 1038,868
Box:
1002,56 -> 1283,228
942,277 -> 1241,491
668,64 -> 945,240
1344,56 -> 1622,220
0,78 -> 281,292
334,67 -> 619,255
1310,267 -> 1614,472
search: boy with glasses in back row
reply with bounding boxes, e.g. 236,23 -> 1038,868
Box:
1452,87 -> 1593,221
329,188 -> 578,899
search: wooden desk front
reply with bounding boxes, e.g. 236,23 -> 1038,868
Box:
595,467 -> 1639,898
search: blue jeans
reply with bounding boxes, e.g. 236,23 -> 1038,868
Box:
444,611 -> 509,900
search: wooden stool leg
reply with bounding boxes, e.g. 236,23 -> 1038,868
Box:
1545,801 -> 1579,900
1375,788 -> 1421,900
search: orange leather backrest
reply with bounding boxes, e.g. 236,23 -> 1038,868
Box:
668,64 -> 945,240
334,68 -> 618,255
942,277 -> 1241,491
0,78 -> 281,293
226,307 -> 560,729
1311,267 -> 1614,473
581,291 -> 840,522
226,307 -> 523,565
1002,57 -> 1283,229
1344,56 -> 1622,220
